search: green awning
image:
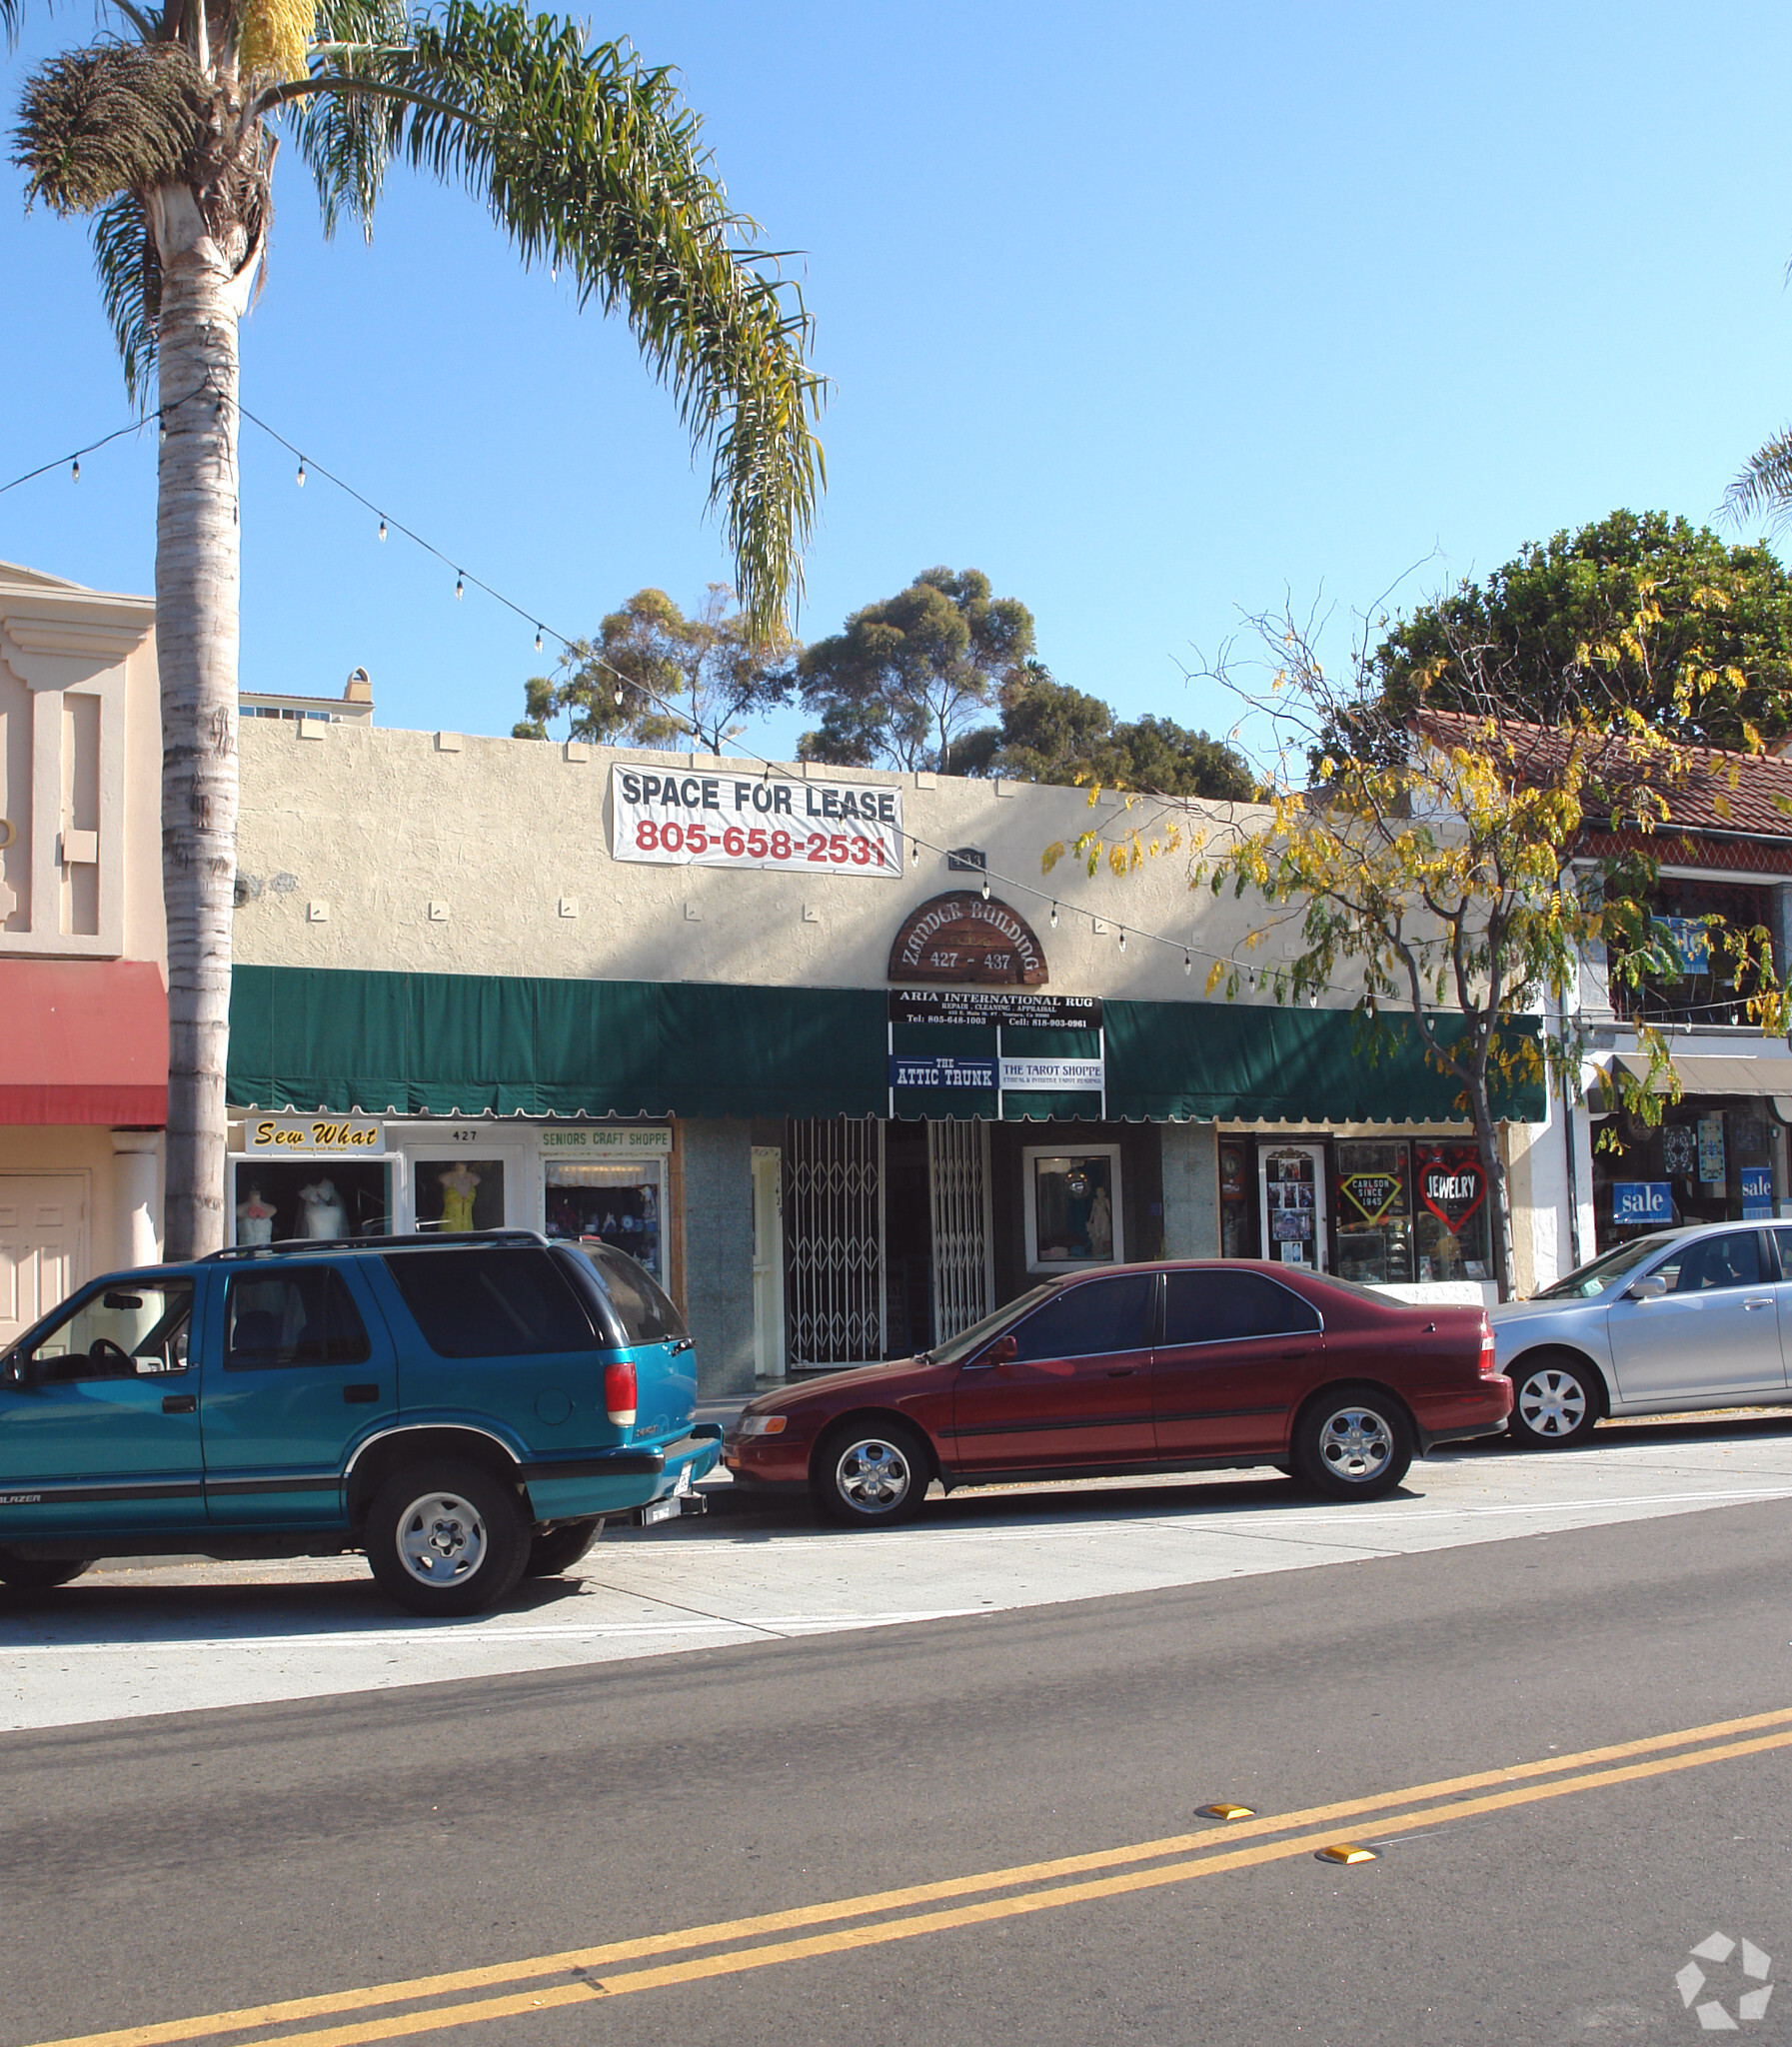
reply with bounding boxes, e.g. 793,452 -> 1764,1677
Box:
228,967 -> 1545,1125
229,967 -> 885,1119
1102,1001 -> 1544,1124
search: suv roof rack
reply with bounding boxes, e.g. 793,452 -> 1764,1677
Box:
204,1229 -> 550,1261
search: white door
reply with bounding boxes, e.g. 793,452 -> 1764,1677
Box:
752,1146 -> 785,1380
1259,1142 -> 1327,1272
0,1173 -> 88,1348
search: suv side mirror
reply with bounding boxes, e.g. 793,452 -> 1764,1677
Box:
1625,1274 -> 1668,1301
1,1350 -> 39,1389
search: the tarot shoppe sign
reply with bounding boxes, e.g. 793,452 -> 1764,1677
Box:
609,765 -> 903,876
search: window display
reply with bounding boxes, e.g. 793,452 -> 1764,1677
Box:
414,1157 -> 507,1233
1334,1140 -> 1413,1284
227,1158 -> 391,1244
1414,1144 -> 1490,1281
1023,1147 -> 1122,1271
545,1160 -> 664,1281
1218,1139 -> 1255,1257
1260,1145 -> 1320,1267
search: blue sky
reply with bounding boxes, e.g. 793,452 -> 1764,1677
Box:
5,2 -> 1792,765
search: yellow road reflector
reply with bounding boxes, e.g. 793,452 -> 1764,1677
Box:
1315,1843 -> 1377,1865
1199,1804 -> 1256,1821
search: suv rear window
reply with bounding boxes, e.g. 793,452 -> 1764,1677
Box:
581,1244 -> 688,1345
383,1247 -> 598,1358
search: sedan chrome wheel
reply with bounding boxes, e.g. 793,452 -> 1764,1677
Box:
1508,1357 -> 1598,1447
834,1436 -> 914,1514
1314,1404 -> 1395,1485
395,1489 -> 489,1587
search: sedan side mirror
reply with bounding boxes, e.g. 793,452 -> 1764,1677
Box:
971,1333 -> 1017,1369
1625,1274 -> 1668,1301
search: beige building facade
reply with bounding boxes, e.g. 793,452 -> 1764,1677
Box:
0,562 -> 168,1346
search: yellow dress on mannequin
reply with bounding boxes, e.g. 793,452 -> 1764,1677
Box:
438,1163 -> 480,1231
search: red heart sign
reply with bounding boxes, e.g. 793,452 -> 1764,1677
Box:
1421,1155 -> 1485,1232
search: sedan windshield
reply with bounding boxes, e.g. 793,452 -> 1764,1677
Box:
924,1284 -> 1060,1368
1534,1234 -> 1677,1301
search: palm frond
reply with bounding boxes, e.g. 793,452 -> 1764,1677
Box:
0,0 -> 28,54
275,2 -> 826,637
1724,429 -> 1792,530
90,187 -> 160,403
284,0 -> 411,236
11,39 -> 205,213
104,0 -> 165,42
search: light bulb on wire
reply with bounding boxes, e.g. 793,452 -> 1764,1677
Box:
534,627 -> 544,653
295,458 -> 307,488
455,574 -> 465,602
1184,952 -> 1192,976
911,839 -> 921,866
1118,928 -> 1127,953
980,877 -> 990,902
377,518 -> 387,542
70,457 -> 80,483
1049,902 -> 1058,929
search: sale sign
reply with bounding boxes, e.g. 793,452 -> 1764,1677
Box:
610,765 -> 903,876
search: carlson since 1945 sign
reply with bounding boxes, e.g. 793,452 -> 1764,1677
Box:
609,764 -> 902,876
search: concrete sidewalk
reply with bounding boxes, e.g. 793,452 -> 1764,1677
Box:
5,1413 -> 1792,1734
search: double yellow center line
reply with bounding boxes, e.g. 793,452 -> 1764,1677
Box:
30,1704 -> 1792,2047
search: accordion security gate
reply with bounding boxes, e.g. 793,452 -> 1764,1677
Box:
926,1119 -> 992,1343
785,1117 -> 887,1368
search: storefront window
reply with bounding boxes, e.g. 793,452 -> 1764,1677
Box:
544,1161 -> 665,1281
1414,1144 -> 1491,1282
1023,1146 -> 1122,1272
1218,1139 -> 1255,1258
1333,1140 -> 1412,1284
230,1159 -> 391,1244
414,1157 -> 507,1233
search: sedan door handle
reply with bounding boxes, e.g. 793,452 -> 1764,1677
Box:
343,1383 -> 381,1404
1279,1349 -> 1311,1360
1744,1297 -> 1774,1310
162,1393 -> 196,1414
1104,1367 -> 1137,1377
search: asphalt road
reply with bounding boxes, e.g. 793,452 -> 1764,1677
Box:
2,1483 -> 1790,2047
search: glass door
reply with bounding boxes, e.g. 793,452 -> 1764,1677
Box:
1258,1142 -> 1327,1271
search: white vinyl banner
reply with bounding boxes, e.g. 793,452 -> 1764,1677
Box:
610,764 -> 903,877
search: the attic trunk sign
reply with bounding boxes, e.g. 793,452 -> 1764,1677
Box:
889,894 -> 1049,986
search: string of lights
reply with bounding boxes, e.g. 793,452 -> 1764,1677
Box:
4,391 -> 1498,1011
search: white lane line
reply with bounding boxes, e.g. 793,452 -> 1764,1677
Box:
0,1608 -> 986,1655
689,1483 -> 1792,1552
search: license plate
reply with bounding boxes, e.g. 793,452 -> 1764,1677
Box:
641,1497 -> 680,1526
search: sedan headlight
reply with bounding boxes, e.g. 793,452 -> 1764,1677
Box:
736,1413 -> 788,1436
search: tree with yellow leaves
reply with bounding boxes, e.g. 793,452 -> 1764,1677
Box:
1048,598 -> 1792,1300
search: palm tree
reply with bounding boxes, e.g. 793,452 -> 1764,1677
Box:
7,0 -> 825,1257
1727,431 -> 1792,532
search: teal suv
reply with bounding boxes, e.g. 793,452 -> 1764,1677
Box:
0,1231 -> 720,1615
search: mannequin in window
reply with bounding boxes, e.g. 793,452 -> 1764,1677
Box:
1087,1184 -> 1113,1259
297,1178 -> 347,1240
437,1161 -> 481,1231
236,1184 -> 276,1246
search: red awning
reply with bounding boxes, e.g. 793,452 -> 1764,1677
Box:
0,959 -> 168,1125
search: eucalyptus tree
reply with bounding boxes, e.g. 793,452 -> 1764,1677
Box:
8,0 -> 825,1255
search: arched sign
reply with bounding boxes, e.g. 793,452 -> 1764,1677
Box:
889,893 -> 1049,986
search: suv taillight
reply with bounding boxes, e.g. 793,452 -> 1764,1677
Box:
605,1359 -> 638,1427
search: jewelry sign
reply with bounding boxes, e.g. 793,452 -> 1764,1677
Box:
610,765 -> 902,876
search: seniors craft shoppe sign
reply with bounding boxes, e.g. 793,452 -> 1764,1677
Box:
610,765 -> 903,875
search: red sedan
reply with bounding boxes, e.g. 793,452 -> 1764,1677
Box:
724,1260 -> 1511,1526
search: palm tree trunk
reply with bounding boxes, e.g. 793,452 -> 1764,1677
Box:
152,184 -> 253,1259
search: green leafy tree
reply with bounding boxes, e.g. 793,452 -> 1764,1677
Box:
957,667 -> 1255,798
1052,601 -> 1791,1300
8,0 -> 825,1254
798,568 -> 1033,773
1337,512 -> 1792,761
513,586 -> 795,752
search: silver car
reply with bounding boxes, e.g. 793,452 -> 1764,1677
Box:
1492,1219 -> 1792,1446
